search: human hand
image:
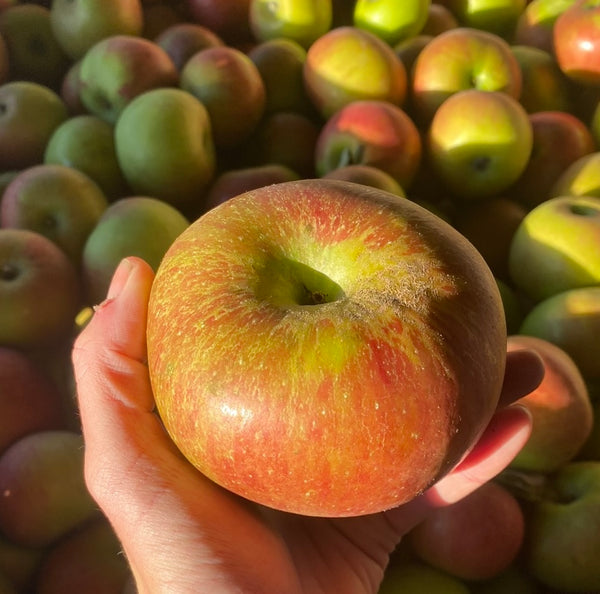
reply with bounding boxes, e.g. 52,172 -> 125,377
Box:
72,256 -> 543,594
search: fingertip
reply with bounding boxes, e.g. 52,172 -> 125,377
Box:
499,348 -> 545,408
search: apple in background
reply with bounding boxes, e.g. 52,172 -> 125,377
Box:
154,22 -> 223,71
507,335 -> 593,472
59,60 -> 86,116
81,196 -> 189,306
140,0 -> 188,40
519,286 -> 600,382
427,89 -> 533,201
323,164 -> 407,198
249,0 -> 332,50
0,229 -> 80,349
49,0 -> 143,61
496,278 -> 525,335
0,4 -> 70,91
185,0 -> 252,47
0,532 -> 43,593
469,564 -> 543,594
114,87 -> 216,212
379,561 -> 470,593
314,99 -> 423,190
443,0 -> 527,38
550,151 -> 600,198
421,2 -> 459,35
44,114 -> 130,202
353,0 -> 431,46
0,431 -> 99,549
0,81 -> 68,171
180,46 -> 266,149
508,196 -> 600,303
34,517 -> 132,594
523,461 -> 600,592
303,26 -> 407,120
510,110 -> 596,210
146,178 -> 508,517
79,35 -> 179,125
554,0 -> 600,86
411,27 -> 522,124
578,396 -> 600,460
408,482 -> 526,581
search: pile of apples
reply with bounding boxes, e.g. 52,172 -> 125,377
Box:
0,0 -> 599,592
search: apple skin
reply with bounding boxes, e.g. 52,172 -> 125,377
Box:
421,3 -> 459,35
0,430 -> 99,548
0,228 -> 81,349
408,481 -> 526,581
550,151 -> 600,198
323,164 -> 407,198
508,196 -> 600,303
427,89 -> 533,201
59,59 -> 87,116
185,0 -> 253,46
79,34 -> 179,125
444,0 -> 527,38
507,335 -> 593,473
524,461 -> 600,592
49,0 -> 143,61
146,178 -> 507,517
411,27 -> 522,124
1,164 -> 109,267
314,99 -> 423,190
303,25 -> 407,120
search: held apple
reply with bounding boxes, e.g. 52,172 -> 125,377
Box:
146,178 -> 508,517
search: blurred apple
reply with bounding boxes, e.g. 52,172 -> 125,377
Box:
323,164 -> 406,197
0,229 -> 80,348
551,150 -> 600,198
79,34 -> 179,125
578,396 -> 600,460
427,89 -> 533,200
44,114 -> 130,201
59,59 -> 86,116
508,335 -> 593,472
314,99 -> 422,190
114,87 -> 216,212
0,430 -> 98,548
1,164 -> 109,266
303,25 -> 407,120
50,0 -> 143,61
379,561 -> 470,593
81,196 -> 189,305
469,563 -> 542,594
421,2 -> 459,35
444,0 -> 527,37
496,278 -> 526,335
0,532 -> 43,593
0,81 -> 68,171
185,0 -> 252,46
508,196 -> 600,303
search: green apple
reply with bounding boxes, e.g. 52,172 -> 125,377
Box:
496,278 -> 525,335
524,461 -> 600,592
44,114 -> 130,201
379,561 -> 470,593
0,81 -> 68,171
322,164 -> 406,198
551,151 -> 600,198
444,0 -> 527,37
114,87 -> 216,212
180,45 -> 266,149
508,196 -> 600,303
146,178 -> 508,517
427,89 -> 533,200
249,0 -> 332,49
79,34 -> 179,125
353,0 -> 431,46
1,164 -> 109,266
49,0 -> 143,61
81,196 -> 189,305
507,335 -> 594,472
519,286 -> 600,382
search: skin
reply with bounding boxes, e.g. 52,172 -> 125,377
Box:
72,256 -> 543,594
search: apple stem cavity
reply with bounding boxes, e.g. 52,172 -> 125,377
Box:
471,155 -> 492,173
569,203 -> 599,217
0,263 -> 19,282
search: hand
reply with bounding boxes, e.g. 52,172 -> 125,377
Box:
72,257 -> 543,594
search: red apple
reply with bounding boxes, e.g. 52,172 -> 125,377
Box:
323,164 -> 407,198
146,178 -> 508,517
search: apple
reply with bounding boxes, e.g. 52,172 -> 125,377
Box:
146,178 -> 508,517
496,278 -> 525,335
314,99 -> 423,190
427,89 -> 533,201
180,45 -> 266,149
185,0 -> 253,46
379,561 -> 470,593
322,164 -> 407,198
508,195 -> 600,303
551,150 -> 600,198
524,461 -> 600,592
510,110 -> 596,210
1,164 -> 109,266
44,114 -> 131,202
0,532 -> 43,593
59,59 -> 87,116
78,34 -> 179,125
49,0 -> 143,61
81,196 -> 189,305
353,0 -> 432,46
411,27 -> 522,123
519,286 -> 600,382
408,481 -> 526,581
578,396 -> 600,460
0,81 -> 68,171
421,3 -> 459,35
553,0 -> 600,86
468,563 -> 542,593
507,335 -> 593,472
0,228 -> 80,348
0,4 -> 70,91
303,25 -> 407,120
249,0 -> 332,50
443,0 -> 527,37
114,87 -> 216,212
